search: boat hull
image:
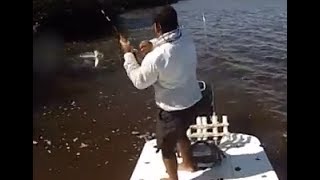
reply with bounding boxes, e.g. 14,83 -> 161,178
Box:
130,133 -> 278,180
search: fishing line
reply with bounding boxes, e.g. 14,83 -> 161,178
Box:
202,12 -> 209,54
201,11 -> 216,115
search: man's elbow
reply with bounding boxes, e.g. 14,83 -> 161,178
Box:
133,82 -> 148,90
128,73 -> 154,90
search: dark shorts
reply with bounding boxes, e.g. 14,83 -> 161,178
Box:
156,101 -> 212,152
155,83 -> 213,152
156,104 -> 197,151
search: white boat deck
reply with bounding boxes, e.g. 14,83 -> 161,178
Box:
130,133 -> 279,180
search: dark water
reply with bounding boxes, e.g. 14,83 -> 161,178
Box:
33,0 -> 287,179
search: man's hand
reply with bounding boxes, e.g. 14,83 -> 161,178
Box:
119,35 -> 133,53
139,40 -> 153,56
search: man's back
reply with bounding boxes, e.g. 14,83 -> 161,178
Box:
146,29 -> 202,111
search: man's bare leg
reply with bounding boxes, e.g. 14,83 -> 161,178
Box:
177,135 -> 197,172
162,155 -> 178,180
162,139 -> 179,180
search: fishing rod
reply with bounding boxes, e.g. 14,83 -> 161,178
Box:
100,10 -> 129,43
100,10 -> 119,36
78,10 -> 124,68
100,9 -> 142,63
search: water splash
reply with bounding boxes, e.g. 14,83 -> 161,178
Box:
79,50 -> 104,67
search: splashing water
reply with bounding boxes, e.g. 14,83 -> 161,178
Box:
79,50 -> 104,67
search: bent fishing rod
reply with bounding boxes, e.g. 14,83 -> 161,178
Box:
100,9 -> 140,62
100,10 -> 129,43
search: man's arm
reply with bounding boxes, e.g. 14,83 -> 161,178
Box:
123,51 -> 160,90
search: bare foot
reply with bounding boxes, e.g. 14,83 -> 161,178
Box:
160,176 -> 178,180
178,163 -> 197,172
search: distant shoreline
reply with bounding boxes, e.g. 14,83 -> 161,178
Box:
33,0 -> 178,41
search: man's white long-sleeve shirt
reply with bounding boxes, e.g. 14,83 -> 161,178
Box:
123,30 -> 202,111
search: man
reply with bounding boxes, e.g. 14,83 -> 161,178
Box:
120,5 -> 202,180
